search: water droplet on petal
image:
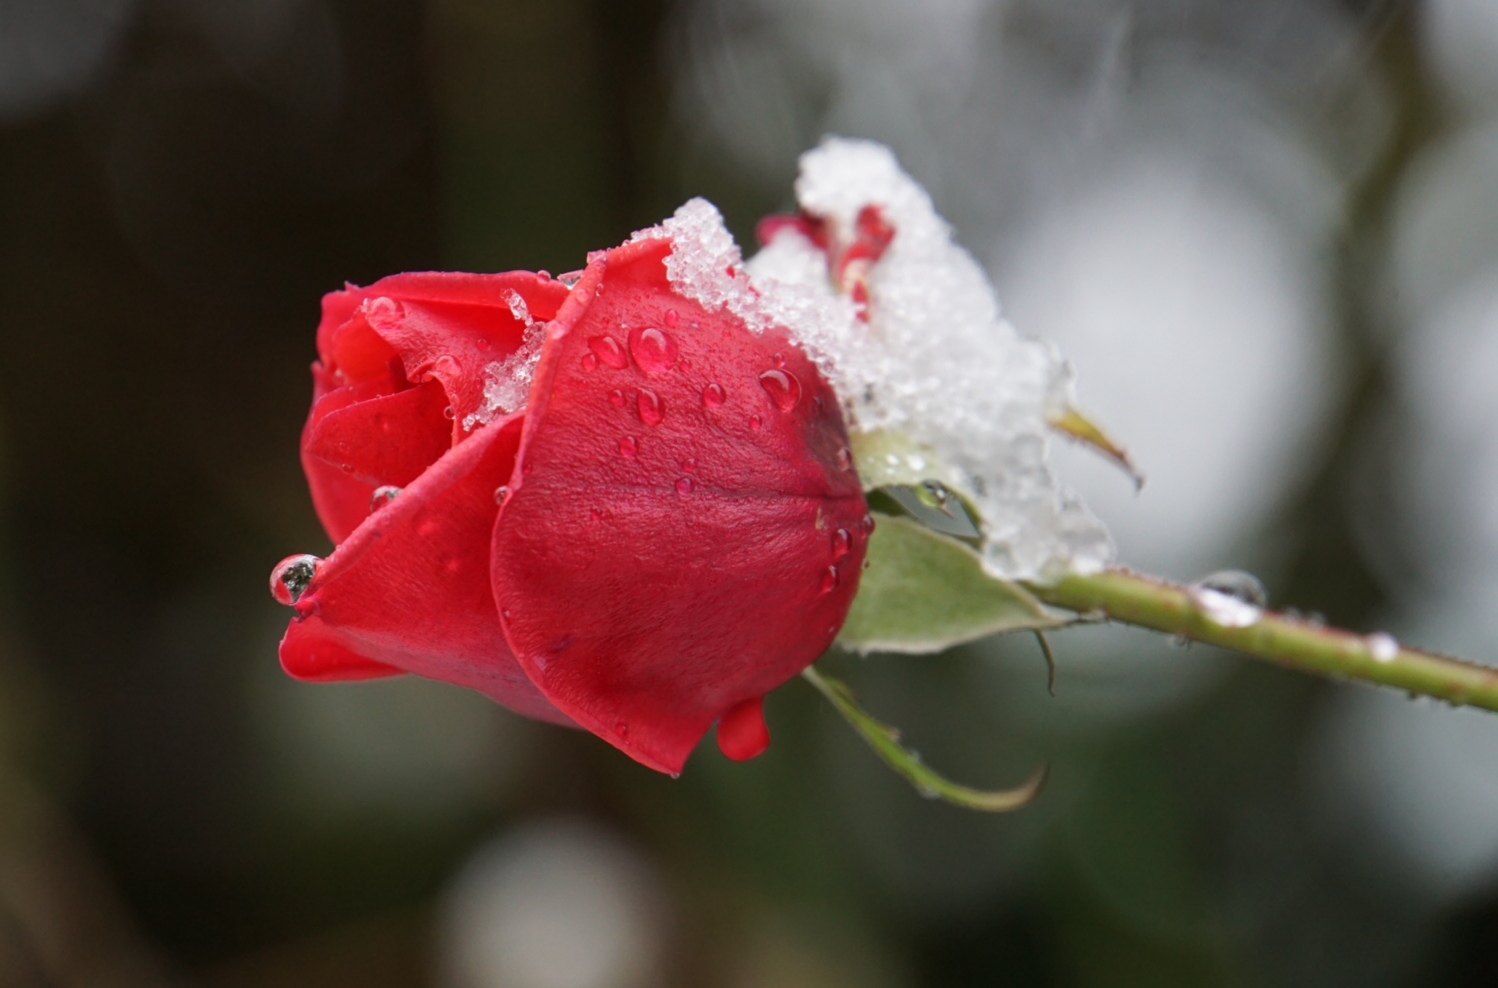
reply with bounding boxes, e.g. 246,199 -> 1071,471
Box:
1187,570 -> 1267,629
835,446 -> 852,471
675,477 -> 693,495
629,327 -> 678,374
681,457 -> 697,471
749,415 -> 762,431
820,566 -> 839,593
702,382 -> 726,407
758,369 -> 802,411
860,513 -> 876,534
616,722 -> 629,737
494,485 -> 509,504
364,296 -> 404,329
588,335 -> 629,369
443,405 -> 455,420
772,352 -> 786,368
619,436 -> 638,458
581,353 -> 599,372
270,554 -> 321,606
340,463 -> 354,473
370,485 -> 401,510
609,389 -> 626,408
664,309 -> 679,328
1367,632 -> 1399,663
832,528 -> 851,559
638,388 -> 664,426
432,354 -> 462,380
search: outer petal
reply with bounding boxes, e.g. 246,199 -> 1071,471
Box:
491,240 -> 869,774
281,412 -> 574,726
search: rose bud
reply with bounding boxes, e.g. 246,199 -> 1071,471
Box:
273,212 -> 870,776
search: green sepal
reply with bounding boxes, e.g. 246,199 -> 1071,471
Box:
838,514 -> 1068,654
801,666 -> 1047,812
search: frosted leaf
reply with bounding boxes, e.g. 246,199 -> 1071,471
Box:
461,290 -> 546,431
635,138 -> 1114,581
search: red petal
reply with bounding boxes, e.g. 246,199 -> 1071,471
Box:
491,240 -> 868,775
716,696 -> 770,761
303,379 -> 451,488
280,625 -> 404,681
281,413 -> 574,726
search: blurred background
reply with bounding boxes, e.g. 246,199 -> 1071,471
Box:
2,0 -> 1498,985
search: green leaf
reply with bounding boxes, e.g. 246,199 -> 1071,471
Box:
838,514 -> 1067,654
801,666 -> 1047,812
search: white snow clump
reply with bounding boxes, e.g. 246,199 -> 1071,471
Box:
636,137 -> 1114,581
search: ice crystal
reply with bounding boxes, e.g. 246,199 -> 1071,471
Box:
462,289 -> 546,431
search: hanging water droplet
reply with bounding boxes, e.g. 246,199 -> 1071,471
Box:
749,415 -> 762,431
443,405 -> 456,420
581,353 -> 599,372
638,388 -> 664,426
832,528 -> 851,559
1187,570 -> 1266,629
702,382 -> 726,407
758,369 -> 802,411
835,446 -> 853,471
609,389 -> 626,408
664,309 -> 679,328
588,335 -> 629,369
820,566 -> 839,593
494,485 -> 509,504
675,477 -> 693,495
370,486 -> 401,510
618,436 -> 638,458
629,326 -> 678,374
558,271 -> 582,287
270,554 -> 321,606
1367,632 -> 1399,663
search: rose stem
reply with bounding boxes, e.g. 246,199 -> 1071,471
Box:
1024,567 -> 1498,711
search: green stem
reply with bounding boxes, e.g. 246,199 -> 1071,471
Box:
1025,568 -> 1498,710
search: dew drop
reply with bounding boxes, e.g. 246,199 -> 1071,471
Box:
702,382 -> 726,407
860,513 -> 876,534
477,338 -> 491,351
1187,570 -> 1267,629
432,354 -> 462,380
681,457 -> 697,471
832,528 -> 852,559
664,309 -> 679,328
340,463 -> 354,474
820,566 -> 839,593
835,446 -> 853,471
364,296 -> 403,327
370,485 -> 401,510
675,477 -> 694,495
443,405 -> 455,420
629,326 -> 678,374
772,352 -> 786,368
588,335 -> 629,369
270,554 -> 321,606
494,485 -> 509,504
618,436 -> 638,458
749,415 -> 762,431
609,389 -> 626,408
1367,632 -> 1399,663
758,369 -> 802,411
616,722 -> 629,737
638,388 -> 665,426
581,353 -> 599,372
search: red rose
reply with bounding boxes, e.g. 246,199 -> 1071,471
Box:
273,233 -> 870,775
